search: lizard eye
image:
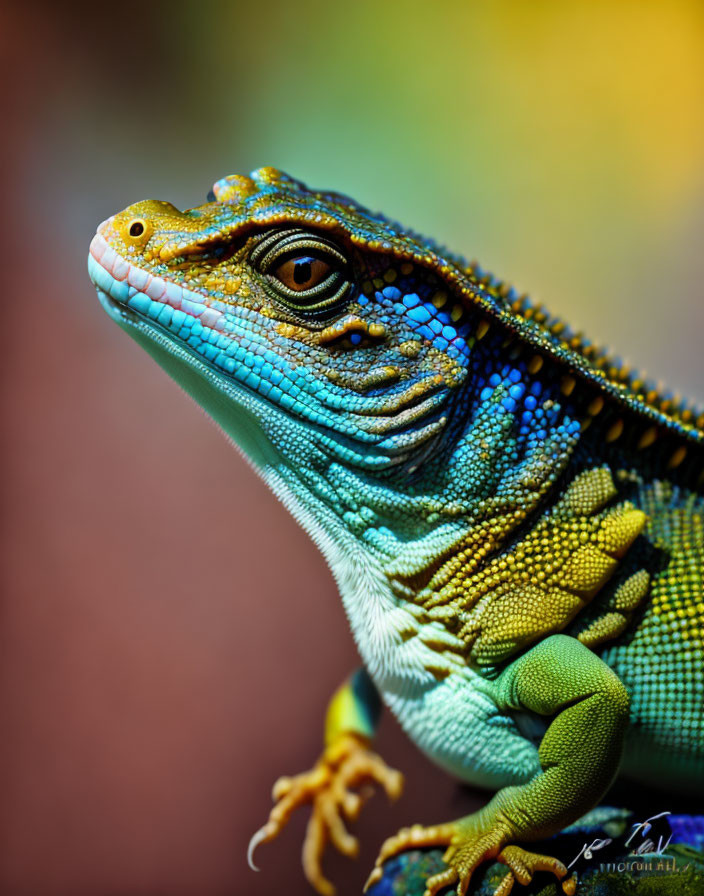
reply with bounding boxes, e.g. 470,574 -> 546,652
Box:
250,228 -> 352,315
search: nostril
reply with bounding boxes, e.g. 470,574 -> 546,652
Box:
128,219 -> 145,237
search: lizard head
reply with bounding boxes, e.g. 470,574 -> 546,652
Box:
88,167 -> 489,479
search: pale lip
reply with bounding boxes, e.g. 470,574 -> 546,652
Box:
87,227 -> 227,331
89,231 -> 129,284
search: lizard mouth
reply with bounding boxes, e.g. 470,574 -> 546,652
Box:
88,231 -> 229,330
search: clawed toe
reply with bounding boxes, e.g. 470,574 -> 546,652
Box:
492,845 -> 572,896
424,866 -> 458,895
365,822 -> 458,893
250,735 -> 403,896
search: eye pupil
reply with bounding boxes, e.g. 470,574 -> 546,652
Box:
274,255 -> 331,292
129,220 -> 145,237
293,258 -> 313,285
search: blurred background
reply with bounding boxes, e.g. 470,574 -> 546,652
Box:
1,1 -> 703,894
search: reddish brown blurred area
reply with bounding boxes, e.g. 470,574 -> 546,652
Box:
0,4 -> 476,894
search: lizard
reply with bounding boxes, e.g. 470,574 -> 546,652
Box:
88,167 -> 704,896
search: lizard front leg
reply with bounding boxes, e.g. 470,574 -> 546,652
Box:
367,634 -> 629,896
248,667 -> 403,896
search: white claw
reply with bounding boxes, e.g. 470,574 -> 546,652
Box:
247,826 -> 269,872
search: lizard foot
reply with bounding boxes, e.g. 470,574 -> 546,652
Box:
365,823 -> 573,896
248,733 -> 403,896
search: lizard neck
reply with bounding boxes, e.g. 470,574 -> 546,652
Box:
262,460 -> 470,697
259,351 -> 584,682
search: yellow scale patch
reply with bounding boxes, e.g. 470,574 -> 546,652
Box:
415,467 -> 649,665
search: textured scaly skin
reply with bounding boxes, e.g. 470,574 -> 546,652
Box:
88,168 -> 703,896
